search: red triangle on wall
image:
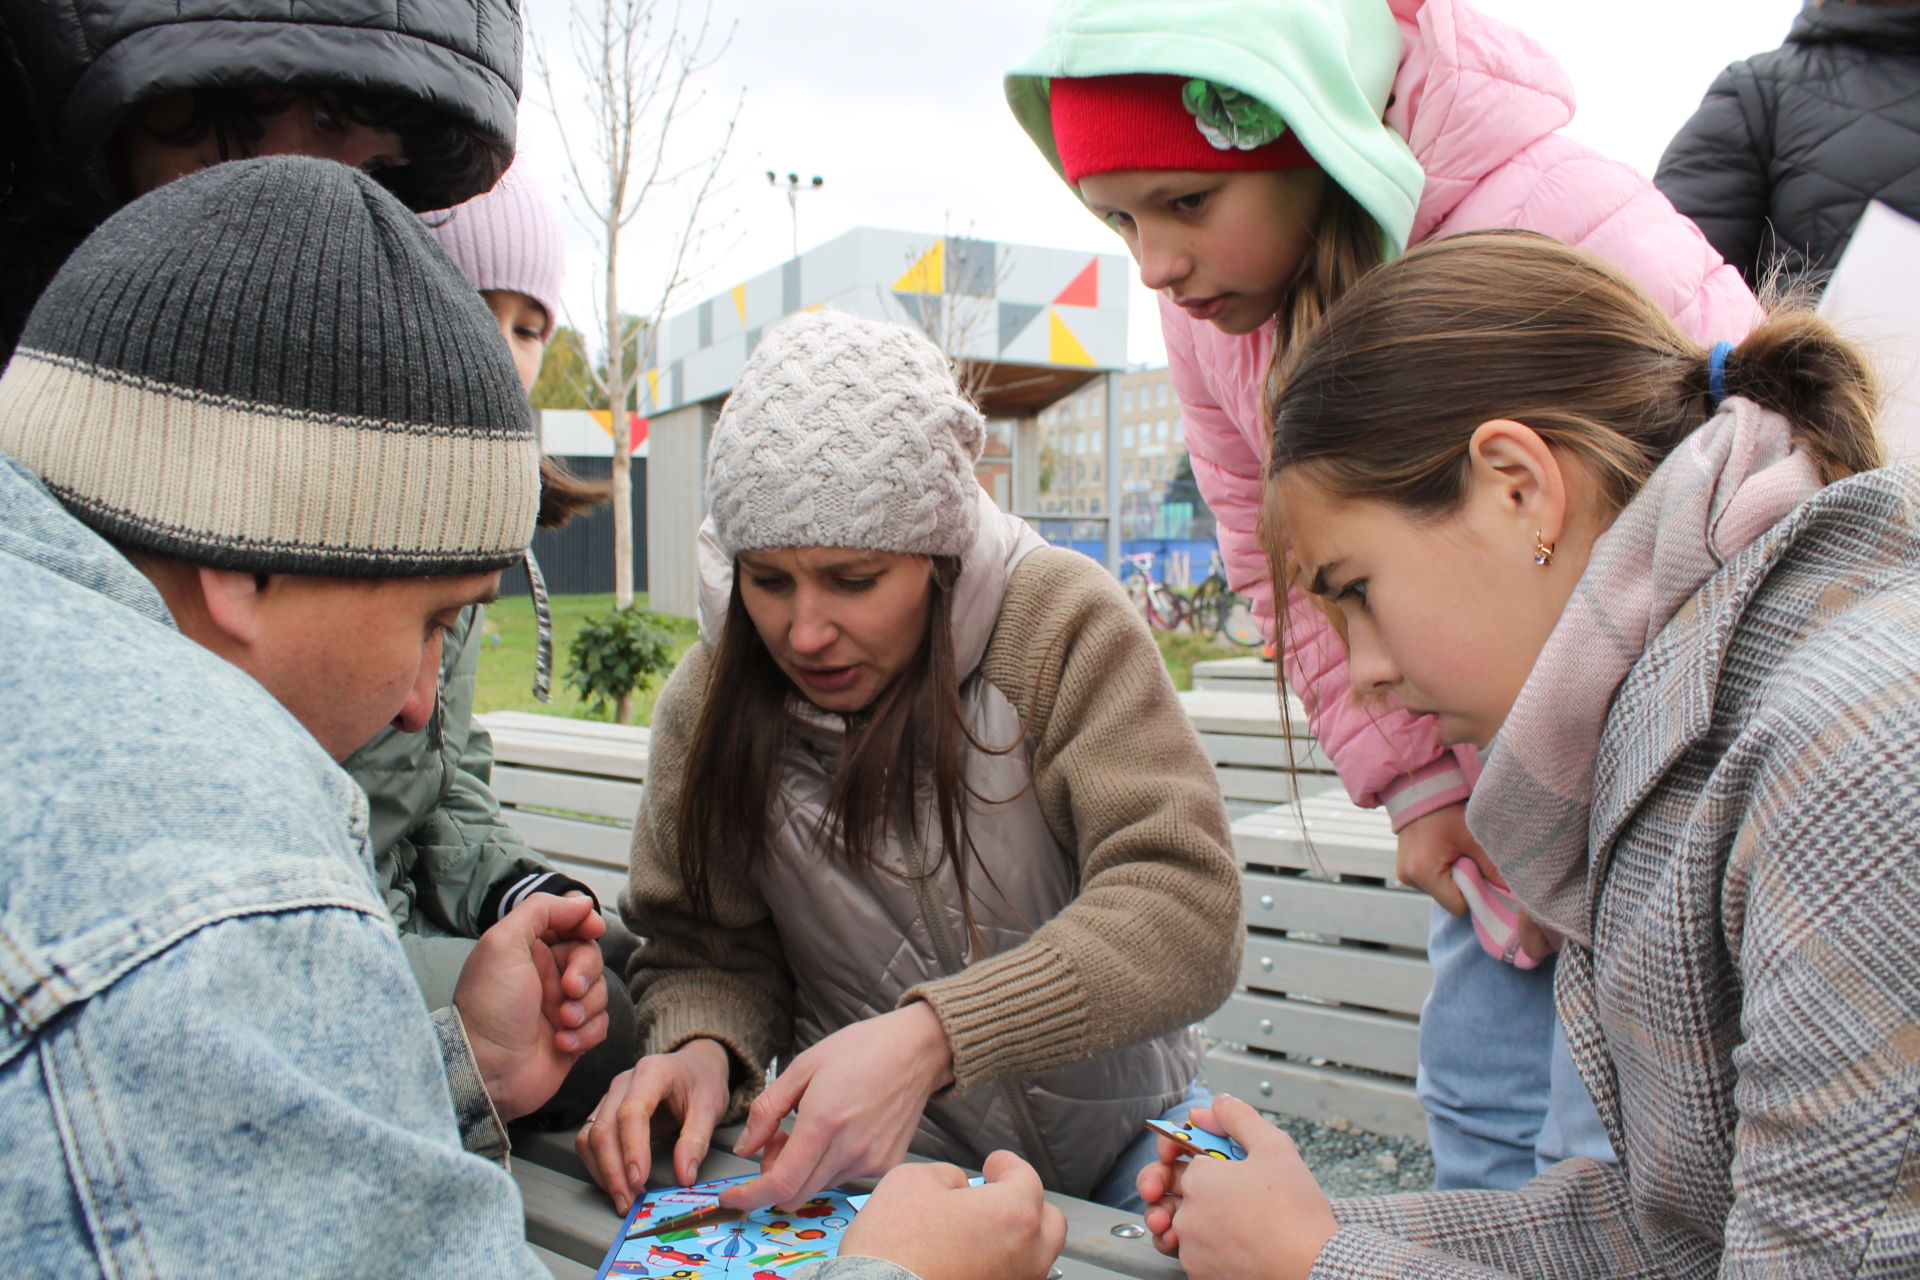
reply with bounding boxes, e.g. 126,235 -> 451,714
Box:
629,413 -> 649,455
1053,258 -> 1099,308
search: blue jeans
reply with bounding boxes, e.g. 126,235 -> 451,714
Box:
1417,905 -> 1615,1190
1088,1080 -> 1214,1211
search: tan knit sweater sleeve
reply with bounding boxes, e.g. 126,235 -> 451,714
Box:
905,547 -> 1241,1092
620,643 -> 793,1112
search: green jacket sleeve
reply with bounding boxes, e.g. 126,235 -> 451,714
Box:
347,606 -> 559,939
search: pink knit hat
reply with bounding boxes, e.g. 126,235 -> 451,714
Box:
420,162 -> 567,340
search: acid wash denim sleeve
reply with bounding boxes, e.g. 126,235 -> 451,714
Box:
794,1258 -> 923,1280
0,908 -> 544,1275
0,452 -> 544,1276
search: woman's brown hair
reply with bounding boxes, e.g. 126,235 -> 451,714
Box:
672,556 -> 1008,922
1266,231 -> 1881,544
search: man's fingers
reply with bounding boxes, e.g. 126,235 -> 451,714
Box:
980,1148 -> 1042,1192
1208,1093 -> 1281,1154
558,937 -> 604,1001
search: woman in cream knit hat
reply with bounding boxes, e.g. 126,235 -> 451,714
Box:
578,308 -> 1240,1216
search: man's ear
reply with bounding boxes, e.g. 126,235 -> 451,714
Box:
196,567 -> 273,648
1465,419 -> 1570,548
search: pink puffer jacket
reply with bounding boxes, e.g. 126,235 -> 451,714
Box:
1167,0 -> 1762,827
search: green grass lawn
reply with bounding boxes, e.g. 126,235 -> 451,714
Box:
472,594 -> 1244,721
473,593 -> 698,725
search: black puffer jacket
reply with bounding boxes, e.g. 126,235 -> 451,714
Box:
0,0 -> 521,356
1654,2 -> 1920,289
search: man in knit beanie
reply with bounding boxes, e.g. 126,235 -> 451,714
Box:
0,156 -> 605,1275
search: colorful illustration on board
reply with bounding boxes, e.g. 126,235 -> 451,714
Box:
594,1175 -> 862,1278
1144,1116 -> 1248,1162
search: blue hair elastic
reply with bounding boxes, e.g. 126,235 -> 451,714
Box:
1708,340 -> 1734,408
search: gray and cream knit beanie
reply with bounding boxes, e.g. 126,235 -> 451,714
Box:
706,309 -> 985,558
0,155 -> 539,577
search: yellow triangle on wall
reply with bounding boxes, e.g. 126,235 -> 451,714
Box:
892,239 -> 945,295
1048,309 -> 1095,367
646,368 -> 661,405
730,284 -> 748,324
587,409 -> 614,436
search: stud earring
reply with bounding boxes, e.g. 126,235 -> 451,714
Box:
1532,532 -> 1555,567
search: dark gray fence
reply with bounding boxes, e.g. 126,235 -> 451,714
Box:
499,455 -> 648,597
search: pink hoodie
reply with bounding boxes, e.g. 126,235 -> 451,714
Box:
1165,0 -> 1762,828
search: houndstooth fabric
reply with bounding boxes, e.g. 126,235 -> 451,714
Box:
705,309 -> 985,558
1309,463 -> 1920,1277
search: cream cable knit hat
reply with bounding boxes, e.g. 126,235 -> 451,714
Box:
706,310 -> 985,558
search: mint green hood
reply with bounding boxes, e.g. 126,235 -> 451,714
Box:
1006,0 -> 1422,253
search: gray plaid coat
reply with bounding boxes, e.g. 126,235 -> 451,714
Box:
1312,464 -> 1920,1278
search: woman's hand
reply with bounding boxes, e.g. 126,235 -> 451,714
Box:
837,1150 -> 1066,1280
1137,1095 -> 1338,1280
576,1038 -> 732,1213
720,1002 -> 955,1211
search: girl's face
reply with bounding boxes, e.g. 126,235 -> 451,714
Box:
1275,422 -> 1600,748
1078,168 -> 1325,335
736,548 -> 935,713
482,289 -> 550,392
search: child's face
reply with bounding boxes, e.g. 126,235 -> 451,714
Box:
482,290 -> 551,392
1079,168 -> 1325,335
118,92 -> 406,197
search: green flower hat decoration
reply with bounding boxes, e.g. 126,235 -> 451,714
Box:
1181,79 -> 1288,152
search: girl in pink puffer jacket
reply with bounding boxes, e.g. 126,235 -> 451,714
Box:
1008,0 -> 1760,1189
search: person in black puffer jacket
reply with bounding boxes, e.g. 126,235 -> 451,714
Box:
1655,0 -> 1920,291
0,0 -> 521,359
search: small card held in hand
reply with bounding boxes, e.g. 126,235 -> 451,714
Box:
1144,1117 -> 1247,1162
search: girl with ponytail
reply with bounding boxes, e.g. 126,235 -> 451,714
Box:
1135,231 -> 1919,1279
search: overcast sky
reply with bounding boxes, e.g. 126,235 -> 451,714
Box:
516,0 -> 1805,368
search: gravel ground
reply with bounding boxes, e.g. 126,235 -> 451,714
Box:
1256,1110 -> 1436,1197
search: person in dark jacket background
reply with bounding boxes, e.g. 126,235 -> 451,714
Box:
1655,0 -> 1920,291
0,0 -> 521,358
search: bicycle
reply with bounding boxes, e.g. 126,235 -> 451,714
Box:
1186,550 -> 1264,647
1122,552 -> 1188,632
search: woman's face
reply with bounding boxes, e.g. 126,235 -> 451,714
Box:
736,548 -> 935,713
1274,423 -> 1599,748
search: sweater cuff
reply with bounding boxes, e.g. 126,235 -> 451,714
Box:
480,870 -> 599,924
431,1005 -> 511,1166
642,1003 -> 769,1124
1380,757 -> 1473,833
902,944 -> 1087,1093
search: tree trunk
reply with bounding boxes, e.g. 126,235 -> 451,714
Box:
606,226 -> 634,608
614,689 -> 634,725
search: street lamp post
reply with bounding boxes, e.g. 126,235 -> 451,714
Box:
767,170 -> 824,260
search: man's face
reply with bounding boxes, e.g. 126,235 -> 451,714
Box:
243,572 -> 501,760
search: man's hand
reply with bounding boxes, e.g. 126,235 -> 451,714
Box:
577,1039 -> 733,1214
837,1151 -> 1066,1280
720,1002 -> 954,1211
453,893 -> 608,1122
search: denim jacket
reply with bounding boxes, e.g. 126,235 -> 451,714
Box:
0,453 -> 547,1276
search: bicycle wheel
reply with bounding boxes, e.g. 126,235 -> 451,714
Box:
1145,583 -> 1187,632
1219,596 -> 1265,648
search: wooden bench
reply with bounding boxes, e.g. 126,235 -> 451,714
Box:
510,1124 -> 1182,1280
479,710 -> 647,907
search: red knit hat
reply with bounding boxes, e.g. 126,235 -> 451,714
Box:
1050,74 -> 1314,185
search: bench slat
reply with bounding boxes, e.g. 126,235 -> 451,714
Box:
493,765 -> 642,824
504,810 -> 633,872
1201,1046 -> 1427,1141
1238,937 -> 1432,1016
486,732 -> 648,781
1207,991 -> 1420,1077
1242,871 -> 1430,948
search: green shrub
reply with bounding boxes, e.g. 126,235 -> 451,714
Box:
565,604 -> 678,720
